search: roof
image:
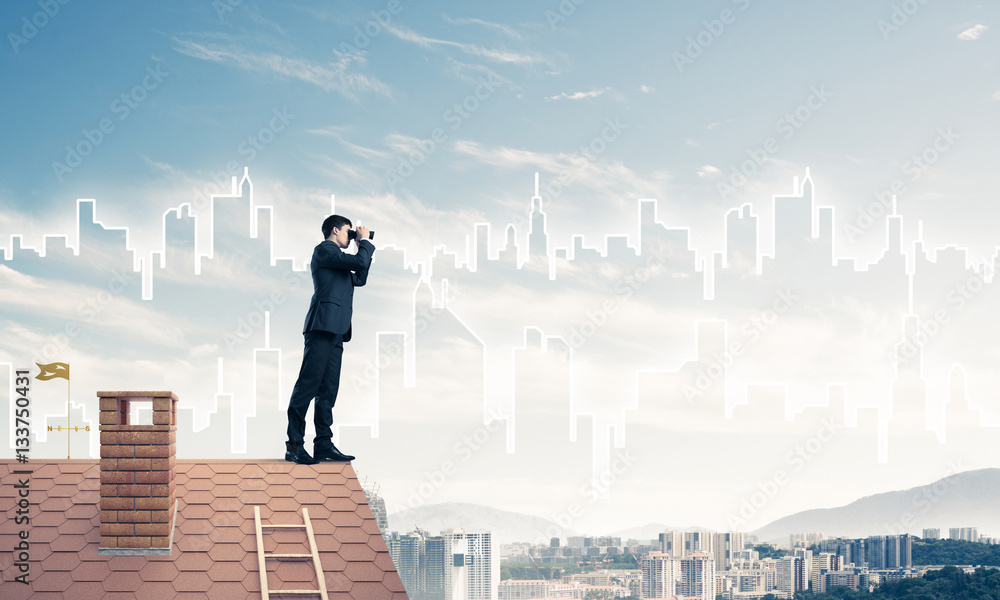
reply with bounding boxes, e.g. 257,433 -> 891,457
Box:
0,459 -> 408,599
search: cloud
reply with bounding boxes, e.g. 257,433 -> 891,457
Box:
242,5 -> 286,35
547,87 -> 613,101
697,165 -> 722,179
383,134 -> 437,156
450,139 -> 668,203
992,91 -> 1000,101
639,85 -> 653,94
441,14 -> 522,40
304,153 -> 381,189
958,24 -> 988,40
171,37 -> 390,99
706,119 -> 734,130
0,264 -> 188,349
444,57 -> 514,90
384,24 -> 540,65
306,127 -> 393,161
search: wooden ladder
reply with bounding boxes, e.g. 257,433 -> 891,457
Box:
254,505 -> 329,600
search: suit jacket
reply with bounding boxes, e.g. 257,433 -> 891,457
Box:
301,238 -> 374,342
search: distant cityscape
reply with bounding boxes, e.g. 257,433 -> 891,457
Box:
364,487 -> 999,600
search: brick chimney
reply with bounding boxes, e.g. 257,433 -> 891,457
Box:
98,391 -> 178,554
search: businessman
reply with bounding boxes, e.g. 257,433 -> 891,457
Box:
285,214 -> 374,464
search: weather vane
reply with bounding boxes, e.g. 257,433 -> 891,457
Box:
36,362 -> 87,458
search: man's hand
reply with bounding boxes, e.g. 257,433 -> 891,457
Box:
356,226 -> 370,243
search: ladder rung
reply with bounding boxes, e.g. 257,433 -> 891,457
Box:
255,505 -> 329,600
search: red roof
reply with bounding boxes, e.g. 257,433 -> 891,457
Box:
0,460 -> 408,599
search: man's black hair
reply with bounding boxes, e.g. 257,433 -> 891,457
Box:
322,214 -> 352,239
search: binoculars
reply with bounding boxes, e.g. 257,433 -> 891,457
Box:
348,229 -> 375,241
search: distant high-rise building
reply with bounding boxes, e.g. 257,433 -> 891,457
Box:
425,536 -> 448,599
892,534 -> 912,568
713,532 -> 744,571
498,579 -> 549,600
846,539 -> 866,567
922,528 -> 940,540
680,552 -> 715,600
362,485 -> 389,537
778,556 -> 806,596
732,549 -> 759,562
950,527 -> 978,542
866,536 -> 886,570
793,548 -> 813,589
659,530 -> 684,558
443,532 -> 469,600
397,531 -> 426,594
789,532 -> 824,548
640,552 -> 676,599
817,539 -> 839,556
866,534 -> 911,569
444,529 -> 498,600
387,531 -> 401,568
811,552 -> 841,592
824,570 -> 860,592
684,531 -> 714,555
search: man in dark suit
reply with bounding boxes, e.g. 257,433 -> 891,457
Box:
285,214 -> 374,464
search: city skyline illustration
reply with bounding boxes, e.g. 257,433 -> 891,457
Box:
2,166 -> 998,533
3,1 -> 999,535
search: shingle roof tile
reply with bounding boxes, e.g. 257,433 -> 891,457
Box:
0,460 -> 406,600
207,581 -> 247,597
175,551 -> 212,572
102,570 -> 144,592
273,560 -> 319,582
209,496 -> 243,513
72,560 -> 112,582
30,570 -> 74,592
171,570 -> 213,592
138,560 -> 180,581
333,526 -> 371,544
343,560 -> 388,582
337,542 -> 377,563
175,532 -> 213,553
41,551 -> 82,572
207,561 -> 247,582
183,477 -> 214,491
237,464 -> 267,479
207,543 -> 244,563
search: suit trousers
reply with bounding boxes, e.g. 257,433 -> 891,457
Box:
286,330 -> 344,451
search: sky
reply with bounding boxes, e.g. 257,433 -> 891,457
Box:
2,1 -> 1000,538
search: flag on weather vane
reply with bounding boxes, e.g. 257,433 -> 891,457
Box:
36,362 -> 70,381
36,361 -> 76,458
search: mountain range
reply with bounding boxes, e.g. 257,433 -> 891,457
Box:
385,468 -> 1000,547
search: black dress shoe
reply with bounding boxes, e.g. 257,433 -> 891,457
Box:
314,445 -> 355,461
285,446 -> 319,464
